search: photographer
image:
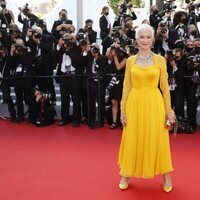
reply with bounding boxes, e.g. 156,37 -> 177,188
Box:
51,9 -> 73,40
185,0 -> 200,27
82,19 -> 97,45
187,24 -> 199,40
168,48 -> 187,121
154,20 -> 179,56
3,23 -> 23,51
0,45 -> 16,121
86,43 -> 108,129
0,0 -> 14,28
106,43 -> 128,129
55,33 -> 87,127
102,26 -> 124,55
99,6 -> 111,55
113,1 -> 137,27
149,5 -> 163,32
31,25 -> 56,101
123,17 -> 136,40
29,86 -> 56,126
173,11 -> 188,40
8,38 -> 34,122
184,38 -> 200,132
18,3 -> 39,34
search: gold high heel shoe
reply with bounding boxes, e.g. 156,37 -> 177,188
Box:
119,182 -> 129,190
163,186 -> 172,193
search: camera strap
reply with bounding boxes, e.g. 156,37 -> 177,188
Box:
0,11 -> 9,26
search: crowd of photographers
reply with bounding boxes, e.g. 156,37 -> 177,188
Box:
0,0 -> 199,132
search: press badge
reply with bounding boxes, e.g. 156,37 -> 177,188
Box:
16,64 -> 22,72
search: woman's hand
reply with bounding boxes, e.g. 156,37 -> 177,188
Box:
120,113 -> 127,127
166,110 -> 176,124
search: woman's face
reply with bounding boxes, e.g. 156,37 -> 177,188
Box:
136,29 -> 154,51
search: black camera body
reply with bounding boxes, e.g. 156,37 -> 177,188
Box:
14,45 -> 27,54
166,50 -> 175,61
30,30 -> 42,40
91,46 -> 99,54
120,0 -> 132,14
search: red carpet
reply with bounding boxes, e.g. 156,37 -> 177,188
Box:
0,120 -> 200,200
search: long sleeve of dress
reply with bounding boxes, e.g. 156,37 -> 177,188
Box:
120,57 -> 133,114
159,56 -> 172,113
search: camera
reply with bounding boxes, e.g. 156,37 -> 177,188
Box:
14,45 -> 27,54
187,55 -> 200,64
41,92 -> 52,99
160,28 -> 168,34
30,30 -> 42,40
90,45 -> 99,54
120,0 -> 132,14
62,34 -> 74,49
76,32 -> 86,41
107,76 -> 120,90
20,3 -> 30,15
166,50 -> 175,61
185,0 -> 200,7
158,0 -> 177,17
0,46 -> 6,57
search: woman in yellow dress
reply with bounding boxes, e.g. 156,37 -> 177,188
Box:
118,24 -> 176,192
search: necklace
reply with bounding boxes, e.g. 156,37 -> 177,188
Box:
136,52 -> 153,63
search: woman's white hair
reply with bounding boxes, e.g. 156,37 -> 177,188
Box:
135,24 -> 155,39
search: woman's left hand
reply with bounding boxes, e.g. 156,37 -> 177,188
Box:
166,111 -> 176,124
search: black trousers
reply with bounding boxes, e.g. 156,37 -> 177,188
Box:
13,79 -> 32,119
0,80 -> 16,119
80,77 -> 87,119
60,76 -> 81,124
88,80 -> 105,126
185,82 -> 197,129
174,87 -> 185,118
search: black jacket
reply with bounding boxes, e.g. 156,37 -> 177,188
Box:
99,15 -> 110,39
18,13 -> 39,34
55,44 -> 88,76
51,19 -> 73,40
154,28 -> 179,56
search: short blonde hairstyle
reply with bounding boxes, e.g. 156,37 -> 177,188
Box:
135,24 -> 155,39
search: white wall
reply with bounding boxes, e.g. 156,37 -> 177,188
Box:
6,0 -> 149,32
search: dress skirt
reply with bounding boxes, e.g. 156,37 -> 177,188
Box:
118,87 -> 173,179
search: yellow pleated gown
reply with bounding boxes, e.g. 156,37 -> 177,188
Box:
118,53 -> 173,179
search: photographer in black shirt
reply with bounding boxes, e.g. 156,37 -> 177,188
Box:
0,45 -> 16,121
9,38 -> 34,122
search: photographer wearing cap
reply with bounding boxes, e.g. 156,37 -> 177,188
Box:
8,38 -> 34,122
18,3 -> 39,34
0,45 -> 16,121
51,9 -> 73,40
86,43 -> 109,129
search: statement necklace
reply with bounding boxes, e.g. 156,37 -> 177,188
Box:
136,52 -> 153,63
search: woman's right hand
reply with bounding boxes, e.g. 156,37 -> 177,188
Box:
120,113 -> 127,127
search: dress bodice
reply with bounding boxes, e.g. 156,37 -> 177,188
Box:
130,64 -> 160,89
